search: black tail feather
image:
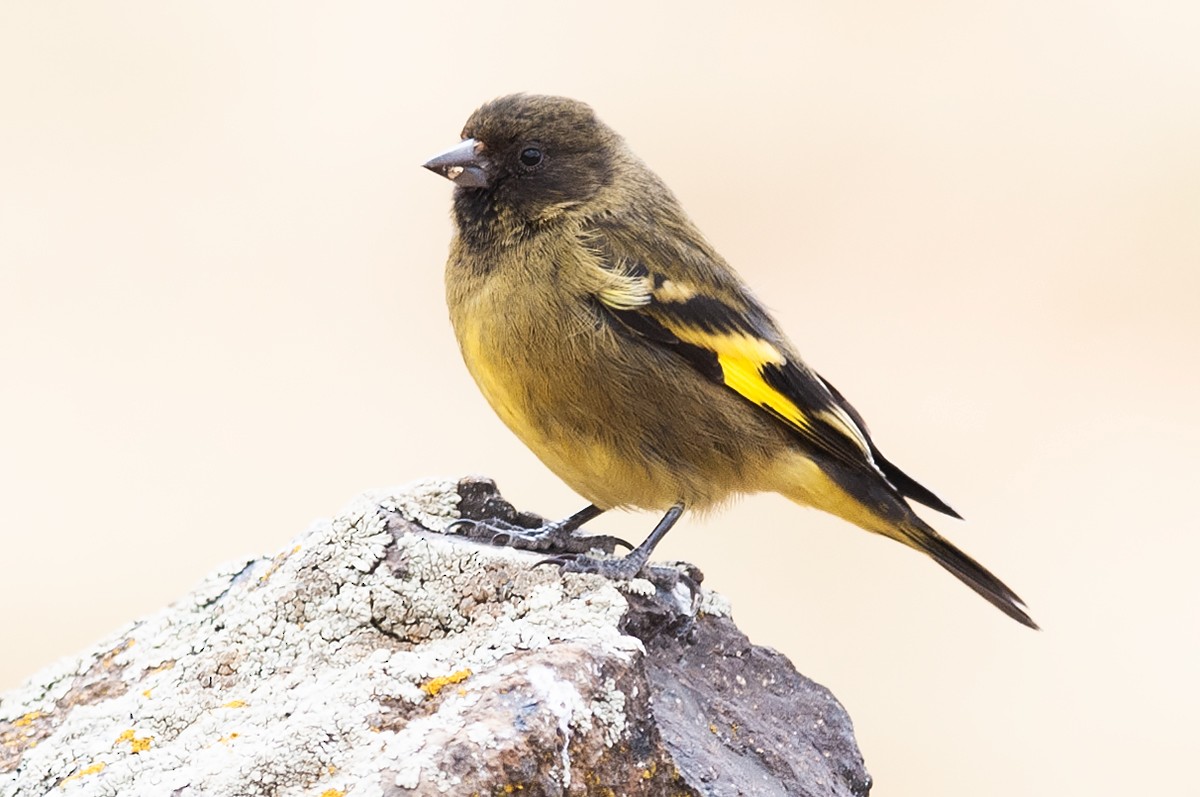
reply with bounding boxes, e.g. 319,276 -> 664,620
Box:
909,522 -> 1038,629
874,449 -> 963,519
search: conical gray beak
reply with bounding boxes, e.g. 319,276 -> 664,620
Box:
422,138 -> 490,188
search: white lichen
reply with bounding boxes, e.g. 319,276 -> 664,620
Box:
698,587 -> 733,618
0,479 -> 643,797
589,678 -> 628,748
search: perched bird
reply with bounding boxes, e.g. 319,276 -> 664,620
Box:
423,94 -> 1036,628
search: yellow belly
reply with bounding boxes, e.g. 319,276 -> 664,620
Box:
446,246 -> 791,512
458,315 -> 671,509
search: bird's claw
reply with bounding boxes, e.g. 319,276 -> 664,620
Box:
444,518 -> 479,535
535,551 -> 649,581
447,517 -> 631,556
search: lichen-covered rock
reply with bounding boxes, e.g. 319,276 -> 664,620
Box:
0,477 -> 870,797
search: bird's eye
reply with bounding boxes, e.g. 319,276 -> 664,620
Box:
519,147 -> 543,168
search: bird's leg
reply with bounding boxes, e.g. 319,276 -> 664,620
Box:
448,503 -> 631,556
538,502 -> 685,580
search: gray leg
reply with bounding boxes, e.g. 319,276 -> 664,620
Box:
538,503 -> 685,580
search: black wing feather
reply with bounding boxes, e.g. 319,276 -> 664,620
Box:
817,375 -> 962,519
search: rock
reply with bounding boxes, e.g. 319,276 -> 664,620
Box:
0,477 -> 871,797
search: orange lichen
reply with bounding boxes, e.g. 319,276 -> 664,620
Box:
115,728 -> 152,753
60,762 -> 105,785
222,700 -> 247,709
13,711 -> 42,727
420,668 -> 472,697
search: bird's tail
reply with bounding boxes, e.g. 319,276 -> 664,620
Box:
778,455 -> 1037,628
895,515 -> 1038,629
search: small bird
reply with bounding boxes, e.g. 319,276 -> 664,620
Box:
423,94 -> 1036,628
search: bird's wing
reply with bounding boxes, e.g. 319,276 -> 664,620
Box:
585,229 -> 961,517
587,243 -> 883,476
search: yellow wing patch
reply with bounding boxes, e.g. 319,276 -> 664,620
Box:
717,352 -> 817,434
660,316 -> 874,463
718,346 -> 874,462
661,320 -> 829,439
656,322 -> 820,439
672,327 -> 784,366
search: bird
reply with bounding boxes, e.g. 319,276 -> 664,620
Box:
422,94 -> 1036,628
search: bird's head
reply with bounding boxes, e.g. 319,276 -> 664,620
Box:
423,94 -> 621,232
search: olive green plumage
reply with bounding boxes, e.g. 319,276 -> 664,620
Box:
424,94 -> 1035,628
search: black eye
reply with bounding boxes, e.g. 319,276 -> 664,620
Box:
519,147 -> 543,167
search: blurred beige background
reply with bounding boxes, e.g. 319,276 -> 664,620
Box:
2,2 -> 1197,794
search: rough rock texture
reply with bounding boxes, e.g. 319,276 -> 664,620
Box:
0,477 -> 870,797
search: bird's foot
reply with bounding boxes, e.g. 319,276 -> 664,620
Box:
535,546 -> 653,581
447,477 -> 628,555
536,502 -> 685,582
447,516 -> 631,556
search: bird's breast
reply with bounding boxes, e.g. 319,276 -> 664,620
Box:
446,249 -> 669,508
444,243 -> 790,510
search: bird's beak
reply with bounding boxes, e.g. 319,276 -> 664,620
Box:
422,138 -> 490,188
